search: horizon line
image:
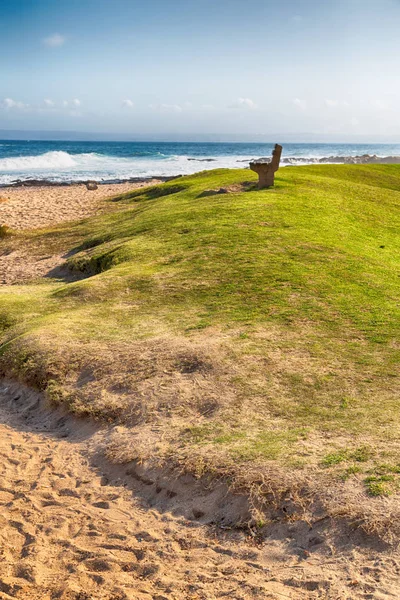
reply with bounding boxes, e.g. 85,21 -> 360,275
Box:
1,129 -> 400,144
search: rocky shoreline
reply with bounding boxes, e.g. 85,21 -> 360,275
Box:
1,174 -> 181,189
237,154 -> 400,165
280,154 -> 400,165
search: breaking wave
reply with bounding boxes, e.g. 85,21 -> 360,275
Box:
0,151 -> 78,170
2,144 -> 400,185
0,150 -> 248,184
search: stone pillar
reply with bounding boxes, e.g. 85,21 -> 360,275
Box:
250,144 -> 283,189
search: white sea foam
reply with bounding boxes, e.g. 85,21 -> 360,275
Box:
0,150 -> 254,184
1,151 -> 76,171
2,148 -> 394,185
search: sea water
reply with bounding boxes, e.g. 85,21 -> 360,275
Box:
1,140 -> 400,185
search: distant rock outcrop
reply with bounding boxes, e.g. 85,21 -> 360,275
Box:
281,154 -> 400,165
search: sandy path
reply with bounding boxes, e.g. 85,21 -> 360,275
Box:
0,181 -> 160,231
0,383 -> 302,600
0,382 -> 399,600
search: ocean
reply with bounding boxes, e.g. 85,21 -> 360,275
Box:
1,140 -> 400,185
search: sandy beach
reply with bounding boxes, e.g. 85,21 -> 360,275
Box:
0,181 -> 161,231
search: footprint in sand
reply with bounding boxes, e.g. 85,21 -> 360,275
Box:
0,384 -> 398,599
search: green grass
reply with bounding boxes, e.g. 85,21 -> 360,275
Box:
0,165 -> 399,496
323,446 -> 374,467
364,475 -> 396,497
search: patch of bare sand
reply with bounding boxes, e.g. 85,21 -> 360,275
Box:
0,381 -> 399,599
0,249 -> 68,285
0,181 -> 160,285
0,181 -> 160,231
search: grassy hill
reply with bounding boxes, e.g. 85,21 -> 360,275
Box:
1,165 -> 399,506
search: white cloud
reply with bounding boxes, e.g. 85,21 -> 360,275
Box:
43,33 -> 66,47
1,98 -> 27,109
149,103 -> 183,113
2,98 -> 17,108
325,99 -> 350,108
229,97 -> 257,110
1,97 -> 84,113
61,99 -> 80,109
122,99 -> 134,108
325,98 -> 338,108
161,103 -> 182,113
292,98 -> 307,110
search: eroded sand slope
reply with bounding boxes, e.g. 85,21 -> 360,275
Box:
0,383 -> 399,599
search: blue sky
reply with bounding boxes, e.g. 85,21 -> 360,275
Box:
2,0 -> 400,139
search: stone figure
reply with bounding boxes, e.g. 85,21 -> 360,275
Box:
250,144 -> 283,188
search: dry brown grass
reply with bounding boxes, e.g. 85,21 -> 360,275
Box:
0,332 -> 236,421
2,324 -> 400,542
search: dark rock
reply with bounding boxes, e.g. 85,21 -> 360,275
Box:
187,158 -> 216,162
193,509 -> 205,519
86,181 -> 98,190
